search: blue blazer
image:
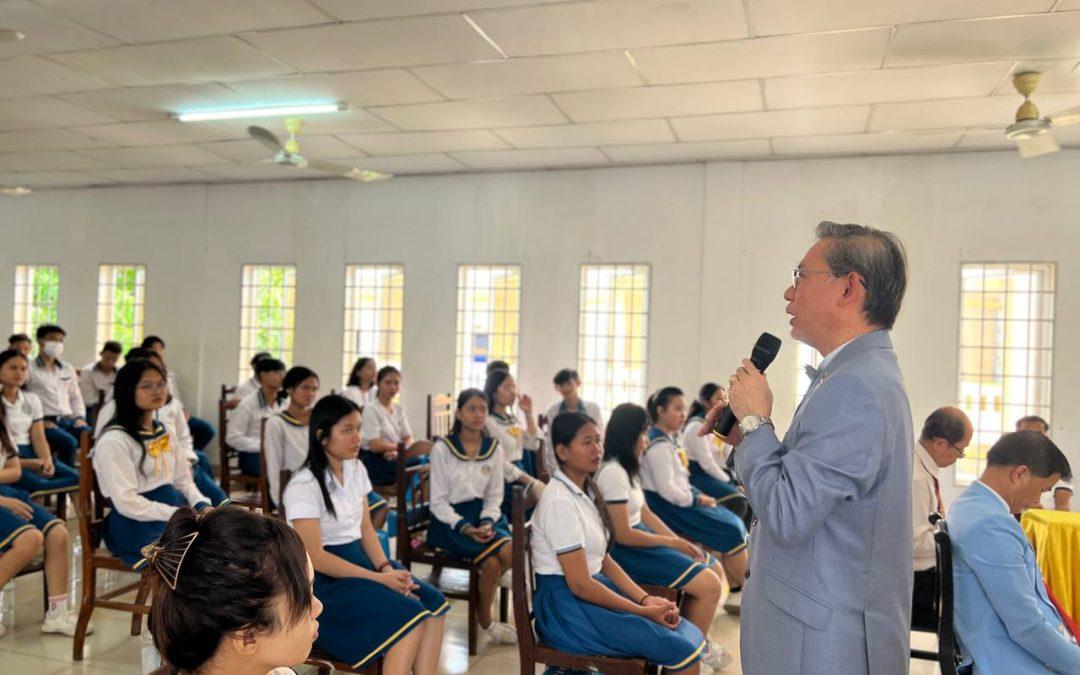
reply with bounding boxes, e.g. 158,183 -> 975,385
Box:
734,330 -> 914,675
949,481 -> 1080,674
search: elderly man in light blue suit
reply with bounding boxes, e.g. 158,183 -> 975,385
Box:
707,222 -> 914,674
950,431 -> 1079,674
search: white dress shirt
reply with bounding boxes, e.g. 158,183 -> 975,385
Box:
283,459 -> 371,546
683,416 -> 730,481
531,469 -> 609,576
361,400 -> 413,449
343,384 -> 377,409
912,441 -> 941,572
227,390 -> 281,454
429,435 -> 505,529
2,389 -> 43,446
78,361 -> 116,407
27,356 -> 86,419
264,412 -> 310,506
640,430 -> 695,508
595,459 -> 645,528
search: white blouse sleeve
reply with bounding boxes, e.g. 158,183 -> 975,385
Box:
643,443 -> 694,507
595,463 -> 630,503
264,418 -> 285,507
683,422 -> 727,481
429,441 -> 464,530
361,404 -> 382,446
226,399 -> 260,452
539,494 -> 585,555
283,473 -> 324,523
93,433 -> 181,522
481,446 -> 506,523
399,407 -> 414,441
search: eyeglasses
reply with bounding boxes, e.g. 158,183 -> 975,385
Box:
136,381 -> 169,393
791,268 -> 835,287
936,438 -> 966,457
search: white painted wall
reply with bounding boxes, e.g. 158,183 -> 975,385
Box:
2,150 -> 1077,508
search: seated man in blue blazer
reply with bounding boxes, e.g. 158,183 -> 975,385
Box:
950,430 -> 1079,674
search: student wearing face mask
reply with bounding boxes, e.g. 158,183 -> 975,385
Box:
25,324 -> 89,466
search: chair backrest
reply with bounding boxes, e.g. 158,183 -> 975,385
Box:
277,469 -> 294,521
511,484 -> 538,660
257,417 -> 272,512
932,516 -> 960,675
395,440 -> 434,562
534,438 -> 549,483
220,384 -> 236,401
75,430 -> 106,551
427,393 -> 454,440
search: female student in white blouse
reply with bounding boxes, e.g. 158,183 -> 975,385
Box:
0,349 -> 78,496
227,358 -> 286,477
531,411 -> 706,673
360,366 -> 415,487
343,357 -> 377,409
144,506 -> 322,675
483,369 -> 543,514
284,395 -> 447,673
93,360 -> 211,567
264,367 -> 319,508
683,383 -> 752,529
642,387 -> 748,614
427,389 -> 515,645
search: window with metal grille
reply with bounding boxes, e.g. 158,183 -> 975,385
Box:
455,265 -> 521,393
238,265 -> 296,382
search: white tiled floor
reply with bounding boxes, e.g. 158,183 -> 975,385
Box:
2,564 -> 944,674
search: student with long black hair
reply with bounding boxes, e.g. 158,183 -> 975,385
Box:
264,366 -> 319,508
483,369 -> 543,514
532,411 -> 705,672
343,357 -> 377,409
227,358 -> 286,477
685,383 -> 752,528
92,360 -> 211,566
643,387 -> 748,615
143,506 -> 322,675
359,366 -> 415,487
427,389 -> 515,645
597,403 -> 732,671
284,395 -> 447,673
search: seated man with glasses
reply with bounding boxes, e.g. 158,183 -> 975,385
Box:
911,407 -> 971,630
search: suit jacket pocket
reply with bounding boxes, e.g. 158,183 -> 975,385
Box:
762,571 -> 833,630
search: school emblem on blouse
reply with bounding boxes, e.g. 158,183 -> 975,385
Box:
676,448 -> 690,471
481,464 -> 492,477
508,426 -> 522,438
21,402 -> 31,414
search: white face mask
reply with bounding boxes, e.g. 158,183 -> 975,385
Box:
42,341 -> 64,359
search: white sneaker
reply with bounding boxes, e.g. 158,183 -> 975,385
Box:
723,589 -> 742,615
702,640 -> 733,672
482,620 -> 518,645
499,570 -> 513,589
42,610 -> 93,637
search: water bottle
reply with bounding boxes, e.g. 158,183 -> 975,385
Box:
68,533 -> 82,613
140,629 -> 161,673
0,579 -> 15,638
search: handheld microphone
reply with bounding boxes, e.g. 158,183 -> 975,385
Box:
713,332 -> 783,437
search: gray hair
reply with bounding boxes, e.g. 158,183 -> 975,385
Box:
815,221 -> 908,329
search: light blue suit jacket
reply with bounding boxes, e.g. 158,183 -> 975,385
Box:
735,330 -> 913,675
950,481 -> 1080,674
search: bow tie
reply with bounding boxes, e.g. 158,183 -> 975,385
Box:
804,364 -> 820,379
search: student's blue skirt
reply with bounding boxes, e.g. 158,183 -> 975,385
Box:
104,484 -> 191,567
361,451 -> 427,487
368,491 -> 388,516
426,498 -> 510,565
644,490 -> 747,555
533,573 -> 706,671
0,484 -> 63,553
611,523 -> 716,589
314,539 -> 449,669
687,461 -> 740,501
238,451 -> 261,477
14,444 -> 79,497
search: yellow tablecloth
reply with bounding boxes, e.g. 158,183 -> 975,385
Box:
1022,509 -> 1080,621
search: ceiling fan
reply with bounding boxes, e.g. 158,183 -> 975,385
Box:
247,118 -> 391,182
1005,71 -> 1080,159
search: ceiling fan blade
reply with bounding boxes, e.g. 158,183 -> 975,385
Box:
1048,106 -> 1080,127
247,125 -> 285,153
0,29 -> 25,43
307,159 -> 393,182
1016,132 -> 1061,159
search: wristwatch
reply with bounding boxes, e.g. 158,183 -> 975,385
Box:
739,414 -> 774,437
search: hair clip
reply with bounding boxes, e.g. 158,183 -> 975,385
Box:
136,531 -> 199,590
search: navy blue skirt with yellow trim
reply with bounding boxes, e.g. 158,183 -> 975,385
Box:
314,539 -> 449,669
611,523 -> 715,589
533,573 -> 706,671
426,498 -> 510,565
0,484 -> 62,553
104,484 -> 193,567
644,490 -> 747,555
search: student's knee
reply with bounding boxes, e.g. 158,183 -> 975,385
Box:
45,523 -> 69,548
688,568 -> 722,601
12,527 -> 45,557
480,555 -> 501,577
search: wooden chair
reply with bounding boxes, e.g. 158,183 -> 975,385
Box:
510,485 -> 650,674
72,431 -> 153,661
533,438 -> 549,484
217,385 -> 263,502
426,393 -> 454,440
910,514 -> 963,675
395,442 -> 508,656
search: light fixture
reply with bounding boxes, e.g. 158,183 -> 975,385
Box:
1,186 -> 32,196
174,102 -> 346,122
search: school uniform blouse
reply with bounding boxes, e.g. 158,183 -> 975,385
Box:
78,361 -> 115,407
158,397 -> 196,463
485,411 -> 537,484
234,376 -> 259,401
343,385 -> 377,409
429,435 -> 505,530
682,417 -> 729,482
227,390 -> 282,454
283,460 -> 371,547
26,356 -> 86,419
2,389 -> 43,446
595,460 -> 645,528
361,401 -> 412,449
92,424 -> 208,522
531,469 -> 609,576
264,412 -> 309,506
640,430 -> 695,508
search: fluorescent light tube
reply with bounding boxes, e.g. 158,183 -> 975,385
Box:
176,103 -> 344,122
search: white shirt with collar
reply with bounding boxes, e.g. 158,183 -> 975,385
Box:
486,410 -> 538,485
683,416 -> 730,482
264,412 -> 310,507
343,384 -> 377,409
78,361 -> 116,407
2,389 -> 43,446
912,441 -> 941,571
227,390 -> 282,454
640,430 -> 695,508
361,400 -> 413,449
1041,479 -> 1073,510
595,459 -> 645,527
283,459 -> 371,546
429,435 -> 505,529
27,356 -> 86,419
97,398 -> 199,465
531,468 -> 609,576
